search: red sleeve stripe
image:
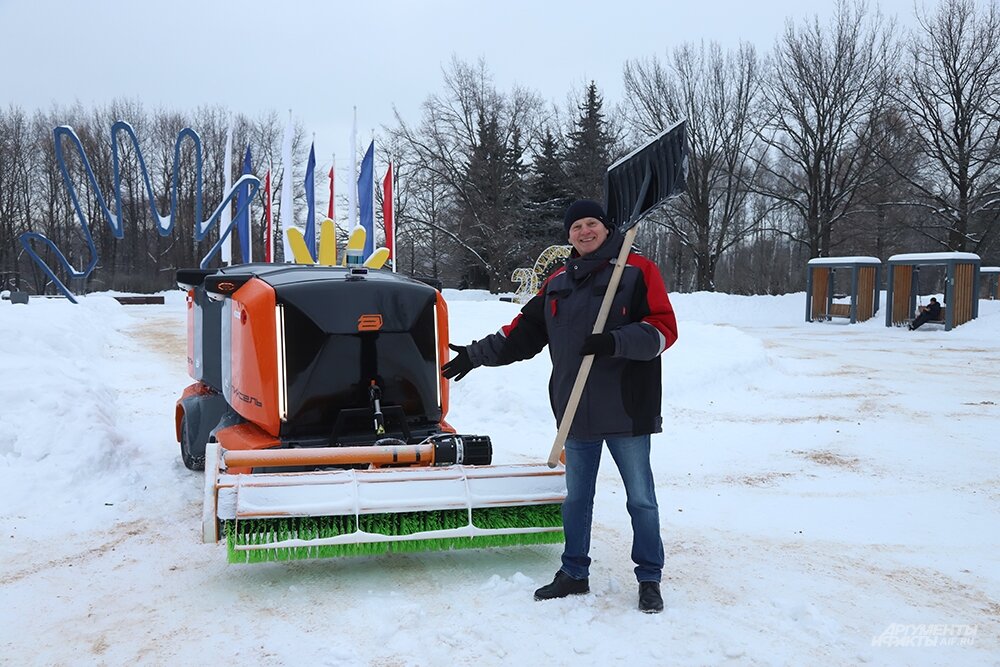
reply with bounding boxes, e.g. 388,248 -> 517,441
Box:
501,266 -> 565,338
627,254 -> 678,350
500,315 -> 520,337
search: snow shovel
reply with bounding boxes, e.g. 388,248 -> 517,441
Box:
547,120 -> 688,467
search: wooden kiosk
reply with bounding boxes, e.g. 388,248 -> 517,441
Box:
805,257 -> 881,323
981,266 -> 999,300
885,252 -> 981,331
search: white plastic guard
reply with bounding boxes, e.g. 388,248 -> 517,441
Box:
216,463 -> 567,521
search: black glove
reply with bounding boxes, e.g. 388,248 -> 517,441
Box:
579,332 -> 615,357
442,344 -> 474,381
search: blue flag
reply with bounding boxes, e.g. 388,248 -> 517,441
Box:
234,144 -> 253,264
358,141 -> 375,258
304,143 -> 317,260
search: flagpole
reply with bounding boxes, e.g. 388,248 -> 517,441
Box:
348,106 -> 357,231
265,162 -> 273,263
279,109 -> 295,263
370,129 -> 376,254
391,159 -> 397,273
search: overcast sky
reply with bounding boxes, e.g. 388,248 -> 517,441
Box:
1,0 -> 922,199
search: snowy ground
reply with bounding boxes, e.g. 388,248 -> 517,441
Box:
1,287 -> 998,666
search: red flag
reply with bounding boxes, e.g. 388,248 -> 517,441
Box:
382,162 -> 394,266
328,165 -> 335,220
264,168 -> 272,263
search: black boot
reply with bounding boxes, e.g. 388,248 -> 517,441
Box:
534,571 -> 589,600
638,581 -> 663,613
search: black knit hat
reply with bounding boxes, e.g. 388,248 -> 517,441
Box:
563,199 -> 611,234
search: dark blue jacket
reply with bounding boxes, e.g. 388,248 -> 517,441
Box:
466,230 -> 678,439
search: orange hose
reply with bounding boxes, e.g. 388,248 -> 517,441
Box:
223,443 -> 437,470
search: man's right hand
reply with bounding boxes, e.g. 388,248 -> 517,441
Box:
442,344 -> 474,382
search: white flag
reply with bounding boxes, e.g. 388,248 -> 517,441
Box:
347,106 -> 357,230
279,112 -> 295,263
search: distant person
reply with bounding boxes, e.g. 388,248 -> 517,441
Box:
909,297 -> 942,330
442,199 -> 678,614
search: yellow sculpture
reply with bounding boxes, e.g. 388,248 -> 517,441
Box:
286,220 -> 389,269
511,245 -> 572,303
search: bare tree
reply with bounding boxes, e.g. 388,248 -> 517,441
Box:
889,0 -> 1000,253
844,107 -> 924,257
623,41 -> 770,290
0,106 -> 32,289
389,57 -> 543,291
756,1 -> 896,258
393,144 -> 451,280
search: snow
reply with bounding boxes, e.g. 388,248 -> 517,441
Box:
2,288 -> 999,666
981,267 -> 1000,274
888,252 -> 981,263
807,256 -> 881,265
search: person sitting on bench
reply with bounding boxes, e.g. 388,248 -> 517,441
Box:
909,297 -> 941,330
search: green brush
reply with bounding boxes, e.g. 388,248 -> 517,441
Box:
225,504 -> 564,564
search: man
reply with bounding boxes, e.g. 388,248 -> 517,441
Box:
909,297 -> 942,330
442,199 -> 678,613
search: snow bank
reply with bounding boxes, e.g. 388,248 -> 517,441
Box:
2,287 -> 998,666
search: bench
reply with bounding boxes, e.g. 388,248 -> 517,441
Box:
911,307 -> 946,327
113,295 -> 165,305
827,303 -> 851,318
918,307 -> 945,322
1,291 -> 29,304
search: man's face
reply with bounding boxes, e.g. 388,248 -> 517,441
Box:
568,217 -> 609,256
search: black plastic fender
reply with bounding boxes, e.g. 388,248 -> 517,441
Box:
178,391 -> 230,470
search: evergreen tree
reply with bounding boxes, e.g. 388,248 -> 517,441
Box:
526,129 -> 571,246
530,130 -> 569,204
564,82 -> 614,201
458,109 -> 531,288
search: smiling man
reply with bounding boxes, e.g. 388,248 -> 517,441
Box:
442,199 -> 678,613
567,207 -> 609,256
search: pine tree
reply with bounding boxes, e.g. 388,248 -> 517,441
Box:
526,129 -> 571,246
564,82 -> 614,201
530,131 -> 568,205
458,109 -> 530,289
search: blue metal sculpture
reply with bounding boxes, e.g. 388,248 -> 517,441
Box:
19,121 -> 261,303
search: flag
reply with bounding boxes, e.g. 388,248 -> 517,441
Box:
279,112 -> 294,263
264,167 -> 272,262
304,142 -> 317,260
382,161 -> 394,270
234,144 -> 253,264
348,108 -> 357,230
328,162 -> 335,220
358,140 -> 374,258
221,121 -> 233,265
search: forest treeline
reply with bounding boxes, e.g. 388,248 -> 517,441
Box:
1,0 -> 997,296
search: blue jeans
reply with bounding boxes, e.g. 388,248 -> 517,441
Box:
560,434 -> 664,583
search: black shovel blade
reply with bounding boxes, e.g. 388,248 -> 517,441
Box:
604,120 -> 687,232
